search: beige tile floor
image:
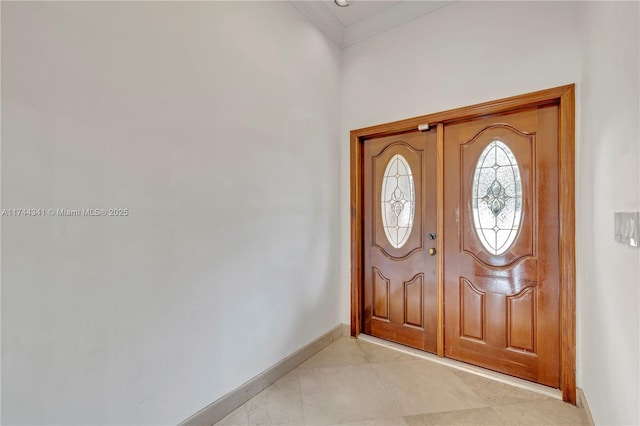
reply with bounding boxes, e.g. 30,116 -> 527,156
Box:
216,337 -> 589,425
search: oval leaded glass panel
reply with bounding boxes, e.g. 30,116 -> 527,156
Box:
472,140 -> 523,255
381,154 -> 415,249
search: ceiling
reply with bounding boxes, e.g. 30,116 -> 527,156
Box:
324,1 -> 402,27
291,0 -> 454,47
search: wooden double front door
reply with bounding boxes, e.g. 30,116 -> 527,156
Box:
361,102 -> 564,389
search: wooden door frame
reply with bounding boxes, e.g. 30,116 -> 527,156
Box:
350,84 -> 576,403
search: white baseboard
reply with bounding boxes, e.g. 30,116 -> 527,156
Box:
180,324 -> 345,426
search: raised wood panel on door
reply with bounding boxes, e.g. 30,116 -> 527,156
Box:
444,105 -> 560,387
363,130 -> 438,353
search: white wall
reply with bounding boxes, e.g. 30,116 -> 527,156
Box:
1,2 -> 342,424
579,2 -> 640,425
339,1 -> 582,322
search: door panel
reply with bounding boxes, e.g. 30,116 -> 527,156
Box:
444,105 -> 560,387
363,130 -> 438,352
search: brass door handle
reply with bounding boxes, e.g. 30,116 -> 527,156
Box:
428,248 -> 437,256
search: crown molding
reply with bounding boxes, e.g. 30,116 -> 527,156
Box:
343,1 -> 454,47
290,1 -> 455,48
290,1 -> 345,46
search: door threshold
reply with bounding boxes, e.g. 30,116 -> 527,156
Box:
357,333 -> 562,400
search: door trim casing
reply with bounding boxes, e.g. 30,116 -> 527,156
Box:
349,84 -> 576,403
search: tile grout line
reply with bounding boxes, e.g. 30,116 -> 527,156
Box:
355,337 -> 407,422
294,370 -> 307,426
357,341 -> 487,421
367,361 -> 406,422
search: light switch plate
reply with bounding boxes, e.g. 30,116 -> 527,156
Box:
614,212 -> 639,247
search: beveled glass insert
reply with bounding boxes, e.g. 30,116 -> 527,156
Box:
381,154 -> 415,249
472,140 -> 522,255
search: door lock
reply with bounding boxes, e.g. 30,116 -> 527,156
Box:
428,233 -> 437,240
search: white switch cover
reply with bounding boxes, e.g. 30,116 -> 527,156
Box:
614,212 -> 639,247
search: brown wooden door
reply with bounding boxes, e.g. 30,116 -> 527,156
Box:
443,105 -> 560,387
363,129 -> 438,353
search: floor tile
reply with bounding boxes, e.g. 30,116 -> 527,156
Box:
404,407 -> 507,425
371,360 -> 487,416
298,364 -> 401,425
452,370 -> 550,406
491,399 -> 589,425
298,337 -> 368,369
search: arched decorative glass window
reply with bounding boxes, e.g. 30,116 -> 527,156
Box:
381,154 -> 415,249
472,140 -> 522,255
